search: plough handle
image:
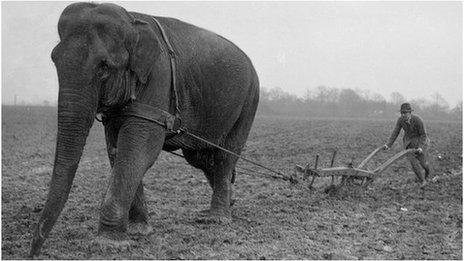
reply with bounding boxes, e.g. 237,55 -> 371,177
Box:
373,148 -> 419,174
357,145 -> 384,169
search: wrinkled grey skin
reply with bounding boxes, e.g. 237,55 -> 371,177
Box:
30,2 -> 259,257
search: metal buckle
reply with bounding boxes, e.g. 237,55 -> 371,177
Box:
95,113 -> 105,123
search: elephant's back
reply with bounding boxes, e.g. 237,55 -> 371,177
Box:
131,12 -> 259,143
156,15 -> 257,90
130,12 -> 257,79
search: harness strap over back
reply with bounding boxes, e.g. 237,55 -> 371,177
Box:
96,17 -> 181,132
152,17 -> 181,117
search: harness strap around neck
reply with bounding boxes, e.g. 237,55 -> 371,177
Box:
115,102 -> 181,132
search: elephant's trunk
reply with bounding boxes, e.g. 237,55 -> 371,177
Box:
30,85 -> 97,257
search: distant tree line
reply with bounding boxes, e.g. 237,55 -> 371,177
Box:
257,86 -> 462,121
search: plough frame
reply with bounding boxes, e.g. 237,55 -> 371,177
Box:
295,146 -> 420,189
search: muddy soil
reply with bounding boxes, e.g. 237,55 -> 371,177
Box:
2,106 -> 462,259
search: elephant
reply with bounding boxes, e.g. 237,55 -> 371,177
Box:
30,2 -> 259,257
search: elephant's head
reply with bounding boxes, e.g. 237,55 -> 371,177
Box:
53,2 -> 160,109
30,2 -> 161,256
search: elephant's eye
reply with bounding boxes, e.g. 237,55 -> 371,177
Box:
101,62 -> 109,71
97,61 -> 111,80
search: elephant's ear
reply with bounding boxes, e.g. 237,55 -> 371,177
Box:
128,18 -> 160,84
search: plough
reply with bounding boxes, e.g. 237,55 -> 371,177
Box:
295,146 -> 420,191
168,138 -> 419,192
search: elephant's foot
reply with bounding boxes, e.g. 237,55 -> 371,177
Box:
93,230 -> 131,252
196,209 -> 232,224
127,221 -> 153,236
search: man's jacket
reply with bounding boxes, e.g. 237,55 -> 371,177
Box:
387,114 -> 429,149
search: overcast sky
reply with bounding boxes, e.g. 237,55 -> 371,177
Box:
2,1 -> 462,106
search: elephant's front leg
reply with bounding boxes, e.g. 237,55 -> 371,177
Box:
104,122 -> 152,235
127,182 -> 153,235
98,119 -> 164,241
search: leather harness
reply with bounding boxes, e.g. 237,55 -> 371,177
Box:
96,17 -> 181,133
94,17 -> 293,182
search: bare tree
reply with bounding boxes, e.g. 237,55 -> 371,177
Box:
257,86 -> 458,121
431,92 -> 449,110
303,88 -> 313,103
451,100 -> 462,120
315,85 -> 330,104
390,92 -> 406,105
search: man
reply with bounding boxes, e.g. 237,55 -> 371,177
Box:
383,103 -> 432,187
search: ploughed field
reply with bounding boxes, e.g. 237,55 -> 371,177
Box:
2,106 -> 462,259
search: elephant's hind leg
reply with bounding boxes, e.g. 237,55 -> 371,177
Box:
202,81 -> 259,222
182,149 -> 234,223
204,151 -> 235,224
184,82 -> 258,224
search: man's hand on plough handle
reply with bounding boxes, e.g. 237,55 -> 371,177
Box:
384,144 -> 422,154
